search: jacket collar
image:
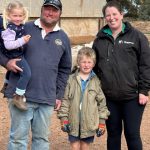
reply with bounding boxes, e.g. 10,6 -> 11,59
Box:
73,69 -> 96,80
103,23 -> 126,36
96,21 -> 132,38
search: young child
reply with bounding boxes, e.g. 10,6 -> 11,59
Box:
0,1 -> 31,110
58,47 -> 110,150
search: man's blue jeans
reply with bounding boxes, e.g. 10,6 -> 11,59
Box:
8,100 -> 54,150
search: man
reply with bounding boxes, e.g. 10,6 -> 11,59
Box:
0,0 -> 72,149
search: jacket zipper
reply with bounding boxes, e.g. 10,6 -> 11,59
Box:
107,38 -> 115,61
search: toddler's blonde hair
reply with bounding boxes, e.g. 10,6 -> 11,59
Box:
3,1 -> 28,29
77,47 -> 96,65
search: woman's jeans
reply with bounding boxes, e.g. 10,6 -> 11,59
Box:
8,100 -> 54,150
106,98 -> 145,150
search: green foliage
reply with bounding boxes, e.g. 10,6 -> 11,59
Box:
119,0 -> 141,18
106,0 -> 150,20
139,0 -> 150,20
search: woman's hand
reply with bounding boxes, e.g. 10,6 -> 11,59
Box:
139,93 -> 149,105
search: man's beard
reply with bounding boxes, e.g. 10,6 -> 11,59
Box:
40,16 -> 57,28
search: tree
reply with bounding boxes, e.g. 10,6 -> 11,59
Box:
138,0 -> 150,20
105,0 -> 145,19
118,0 -> 141,19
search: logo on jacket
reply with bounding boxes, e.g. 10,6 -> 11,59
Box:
119,40 -> 134,45
55,39 -> 62,46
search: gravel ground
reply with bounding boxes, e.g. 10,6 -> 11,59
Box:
0,68 -> 150,150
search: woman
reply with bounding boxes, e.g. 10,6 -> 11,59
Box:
92,1 -> 150,150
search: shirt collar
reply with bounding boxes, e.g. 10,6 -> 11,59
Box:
34,18 -> 61,31
34,18 -> 60,38
88,70 -> 96,80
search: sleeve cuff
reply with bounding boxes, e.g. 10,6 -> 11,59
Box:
139,90 -> 149,96
99,119 -> 106,124
60,117 -> 68,121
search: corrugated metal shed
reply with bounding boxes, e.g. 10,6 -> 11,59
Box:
0,0 -> 106,44
62,0 -> 105,17
0,0 -> 105,17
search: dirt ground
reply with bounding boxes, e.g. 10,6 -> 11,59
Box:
0,66 -> 150,150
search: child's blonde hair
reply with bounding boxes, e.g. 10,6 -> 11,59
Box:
77,47 -> 96,65
3,1 -> 28,29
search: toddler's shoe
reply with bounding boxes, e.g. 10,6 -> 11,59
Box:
12,94 -> 28,111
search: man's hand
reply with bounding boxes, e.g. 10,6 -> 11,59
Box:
54,99 -> 62,111
96,124 -> 105,137
6,58 -> 22,73
139,93 -> 148,105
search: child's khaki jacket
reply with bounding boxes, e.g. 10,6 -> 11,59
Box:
58,70 -> 110,138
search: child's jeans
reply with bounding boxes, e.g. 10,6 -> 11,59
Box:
15,57 -> 31,95
16,57 -> 31,95
4,57 -> 31,95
